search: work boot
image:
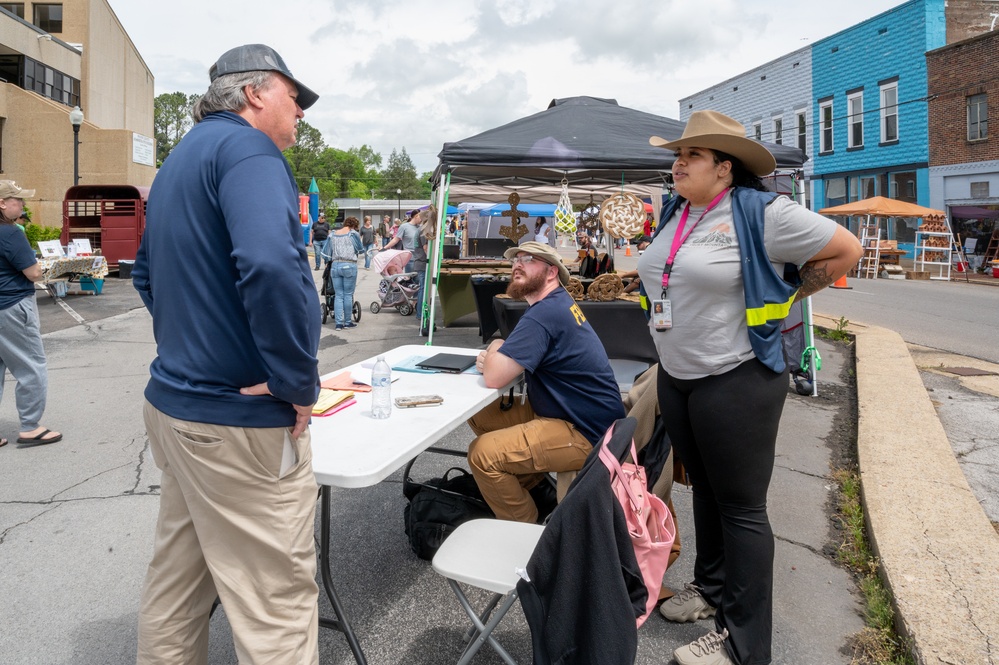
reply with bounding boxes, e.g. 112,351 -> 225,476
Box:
673,628 -> 734,665
659,583 -> 716,623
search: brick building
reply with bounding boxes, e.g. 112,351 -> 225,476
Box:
0,0 -> 156,226
927,28 -> 999,255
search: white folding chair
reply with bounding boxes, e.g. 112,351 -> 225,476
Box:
432,519 -> 544,665
608,358 -> 651,393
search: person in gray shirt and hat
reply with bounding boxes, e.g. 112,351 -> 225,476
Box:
133,44 -> 322,665
0,180 -> 62,449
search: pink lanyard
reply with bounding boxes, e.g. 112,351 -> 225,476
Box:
660,188 -> 730,296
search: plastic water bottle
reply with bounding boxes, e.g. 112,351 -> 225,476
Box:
371,355 -> 392,419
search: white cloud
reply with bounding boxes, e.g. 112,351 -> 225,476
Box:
110,0 -> 905,173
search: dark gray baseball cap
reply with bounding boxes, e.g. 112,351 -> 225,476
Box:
209,44 -> 319,110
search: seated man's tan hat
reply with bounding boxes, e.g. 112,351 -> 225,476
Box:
504,241 -> 570,286
649,110 -> 777,177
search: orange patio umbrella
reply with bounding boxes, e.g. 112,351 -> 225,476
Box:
818,196 -> 945,219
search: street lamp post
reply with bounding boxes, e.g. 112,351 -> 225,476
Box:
69,106 -> 84,186
396,188 -> 402,221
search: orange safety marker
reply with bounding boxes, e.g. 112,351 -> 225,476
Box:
625,243 -> 632,257
830,274 -> 851,289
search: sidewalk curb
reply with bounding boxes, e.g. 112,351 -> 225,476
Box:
817,313 -> 999,663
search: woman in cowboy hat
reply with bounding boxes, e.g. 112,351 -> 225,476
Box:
638,111 -> 861,665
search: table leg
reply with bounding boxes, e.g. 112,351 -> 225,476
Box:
317,485 -> 367,664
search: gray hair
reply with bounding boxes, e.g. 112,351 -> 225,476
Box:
193,71 -> 274,122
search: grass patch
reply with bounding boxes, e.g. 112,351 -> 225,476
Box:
832,467 -> 915,665
818,316 -> 853,343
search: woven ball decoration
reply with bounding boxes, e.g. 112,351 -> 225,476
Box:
586,273 -> 624,301
554,205 -> 576,235
565,277 -> 585,300
600,192 -> 645,239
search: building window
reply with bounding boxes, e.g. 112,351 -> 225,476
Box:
773,116 -> 783,145
848,92 -> 864,148
1,3 -> 24,18
968,94 -> 988,141
880,82 -> 898,143
753,122 -> 762,141
33,3 -> 61,33
819,100 -> 834,154
15,55 -> 79,107
797,112 -> 806,152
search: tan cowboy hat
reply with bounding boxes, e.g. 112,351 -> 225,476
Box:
504,241 -> 570,286
649,110 -> 777,177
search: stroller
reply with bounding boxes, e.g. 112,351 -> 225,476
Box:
369,249 -> 419,316
319,260 -> 361,326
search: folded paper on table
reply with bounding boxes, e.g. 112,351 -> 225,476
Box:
312,389 -> 354,415
314,398 -> 356,417
392,355 -> 480,375
322,371 -> 372,393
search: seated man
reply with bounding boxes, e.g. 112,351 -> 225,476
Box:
469,241 -> 625,523
621,235 -> 653,293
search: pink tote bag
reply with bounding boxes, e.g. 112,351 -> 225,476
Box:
598,425 -> 677,626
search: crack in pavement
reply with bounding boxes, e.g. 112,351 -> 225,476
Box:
774,462 -> 830,481
774,533 -> 824,557
125,437 -> 152,495
0,504 -> 61,545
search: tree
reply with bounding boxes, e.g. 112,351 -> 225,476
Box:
154,92 -> 198,166
380,148 -> 423,198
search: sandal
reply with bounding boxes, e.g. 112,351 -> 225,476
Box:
16,429 -> 63,448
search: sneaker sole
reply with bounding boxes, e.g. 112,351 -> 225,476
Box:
659,605 -> 716,623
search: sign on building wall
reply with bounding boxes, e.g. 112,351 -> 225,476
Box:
132,133 -> 155,167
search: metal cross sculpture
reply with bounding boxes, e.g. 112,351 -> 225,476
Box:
499,192 -> 530,244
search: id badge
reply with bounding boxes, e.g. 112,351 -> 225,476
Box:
652,299 -> 672,331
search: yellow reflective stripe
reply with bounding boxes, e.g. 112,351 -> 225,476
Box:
639,294 -> 650,311
745,291 -> 797,327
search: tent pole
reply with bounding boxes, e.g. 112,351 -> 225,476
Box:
425,172 -> 450,345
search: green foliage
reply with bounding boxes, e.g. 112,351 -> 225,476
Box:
23,223 -> 63,249
379,148 -> 423,198
154,92 -> 199,166
832,468 -> 915,664
818,316 -> 852,343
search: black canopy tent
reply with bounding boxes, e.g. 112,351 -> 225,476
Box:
431,96 -> 808,202
422,96 -> 809,341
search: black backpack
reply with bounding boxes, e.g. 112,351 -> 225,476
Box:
403,467 -> 495,560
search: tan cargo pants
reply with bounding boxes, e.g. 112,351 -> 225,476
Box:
136,402 -> 319,665
467,398 -> 591,523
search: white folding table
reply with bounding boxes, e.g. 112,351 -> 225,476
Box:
309,344 -> 515,664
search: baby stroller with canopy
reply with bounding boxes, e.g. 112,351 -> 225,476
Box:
319,260 -> 361,325
369,248 -> 419,316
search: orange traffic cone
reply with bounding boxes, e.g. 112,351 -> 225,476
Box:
625,243 -> 632,257
830,274 -> 851,289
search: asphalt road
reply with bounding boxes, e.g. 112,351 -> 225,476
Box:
812,277 -> 999,364
2,266 -> 865,664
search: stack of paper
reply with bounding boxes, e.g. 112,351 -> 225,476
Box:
312,389 -> 355,415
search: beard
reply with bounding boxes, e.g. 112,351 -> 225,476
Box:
506,269 -> 548,300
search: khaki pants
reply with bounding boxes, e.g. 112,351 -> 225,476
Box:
137,402 -> 319,665
467,399 -> 591,523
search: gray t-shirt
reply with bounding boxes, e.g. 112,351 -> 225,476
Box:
636,192 -> 838,379
397,222 -> 427,263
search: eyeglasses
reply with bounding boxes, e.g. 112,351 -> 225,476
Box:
511,255 -> 548,266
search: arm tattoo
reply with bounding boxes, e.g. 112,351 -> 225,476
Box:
796,262 -> 834,301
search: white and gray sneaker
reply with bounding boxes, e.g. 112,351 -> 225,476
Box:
659,582 -> 716,622
674,628 -> 735,665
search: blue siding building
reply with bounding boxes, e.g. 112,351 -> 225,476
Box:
811,0 -> 947,239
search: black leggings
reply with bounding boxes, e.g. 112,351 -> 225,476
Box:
658,359 -> 787,665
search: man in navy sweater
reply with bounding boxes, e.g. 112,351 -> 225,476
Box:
132,45 -> 322,665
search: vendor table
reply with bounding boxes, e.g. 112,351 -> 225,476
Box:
309,344 -> 516,664
437,261 -> 511,328
39,255 -> 108,281
492,297 -> 659,364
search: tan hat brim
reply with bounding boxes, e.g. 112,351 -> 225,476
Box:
504,243 -> 570,286
650,135 -> 777,177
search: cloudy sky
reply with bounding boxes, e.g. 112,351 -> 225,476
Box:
111,0 -> 904,174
